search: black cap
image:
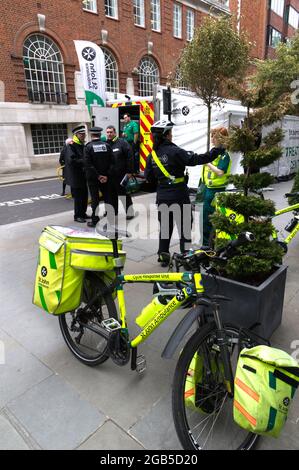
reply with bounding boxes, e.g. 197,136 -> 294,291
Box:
90,126 -> 103,135
72,124 -> 86,134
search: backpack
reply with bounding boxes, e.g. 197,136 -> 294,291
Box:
234,345 -> 299,438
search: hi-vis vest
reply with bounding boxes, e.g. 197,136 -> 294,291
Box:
202,153 -> 231,189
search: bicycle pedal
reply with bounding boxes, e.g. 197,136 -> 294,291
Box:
136,355 -> 147,374
101,318 -> 122,332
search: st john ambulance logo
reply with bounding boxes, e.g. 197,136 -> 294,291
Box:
41,266 -> 48,278
182,106 -> 190,116
82,47 -> 96,61
176,291 -> 186,302
283,397 -> 290,407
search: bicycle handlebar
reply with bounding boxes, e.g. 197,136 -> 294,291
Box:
173,232 -> 255,271
227,231 -> 254,250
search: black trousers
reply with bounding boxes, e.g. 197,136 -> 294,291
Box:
108,174 -> 133,217
71,186 -> 88,219
88,181 -> 109,223
158,201 -> 193,255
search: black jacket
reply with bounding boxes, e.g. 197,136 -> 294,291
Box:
106,137 -> 134,176
59,144 -> 66,166
84,139 -> 113,184
64,142 -> 87,189
145,141 -> 222,203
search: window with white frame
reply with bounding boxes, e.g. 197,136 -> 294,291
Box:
31,124 -> 68,155
138,56 -> 159,96
288,6 -> 299,29
105,0 -> 118,18
151,0 -> 161,32
173,3 -> 182,39
23,34 -> 67,104
134,0 -> 145,27
268,26 -> 283,47
82,0 -> 97,13
186,9 -> 195,41
102,48 -> 119,93
270,0 -> 285,17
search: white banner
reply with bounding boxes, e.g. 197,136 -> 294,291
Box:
264,116 -> 299,177
74,40 -> 106,111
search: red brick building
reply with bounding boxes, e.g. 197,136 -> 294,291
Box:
0,0 -> 297,173
230,0 -> 299,59
0,0 -> 231,172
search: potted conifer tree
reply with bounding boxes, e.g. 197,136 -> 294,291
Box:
205,35 -> 299,338
204,114 -> 286,339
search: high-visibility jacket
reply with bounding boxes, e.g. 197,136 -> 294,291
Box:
202,152 -> 231,189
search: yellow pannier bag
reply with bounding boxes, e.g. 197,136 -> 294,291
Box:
185,351 -> 224,413
33,225 -> 126,315
234,346 -> 299,438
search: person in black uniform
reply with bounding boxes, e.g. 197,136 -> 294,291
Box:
84,126 -> 113,227
106,125 -> 136,222
59,145 -> 67,196
59,138 -> 73,196
145,120 -> 223,266
64,124 -> 88,223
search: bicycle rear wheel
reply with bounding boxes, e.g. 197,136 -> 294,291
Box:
172,322 -> 260,450
59,272 -> 118,366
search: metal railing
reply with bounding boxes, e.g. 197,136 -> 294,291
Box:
27,89 -> 68,105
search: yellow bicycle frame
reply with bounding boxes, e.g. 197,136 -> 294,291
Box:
116,272 -> 204,348
272,203 -> 299,245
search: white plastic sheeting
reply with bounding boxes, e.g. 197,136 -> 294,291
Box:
263,116 -> 299,178
157,86 -> 248,188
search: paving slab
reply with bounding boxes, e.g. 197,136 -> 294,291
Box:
129,393 -> 181,450
7,374 -> 106,450
42,344 -> 175,433
78,420 -> 144,450
0,329 -> 52,409
0,412 -> 30,450
0,179 -> 299,450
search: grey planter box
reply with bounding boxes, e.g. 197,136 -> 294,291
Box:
202,265 -> 288,340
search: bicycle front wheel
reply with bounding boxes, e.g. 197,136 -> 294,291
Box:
59,272 -> 118,366
172,322 -> 260,450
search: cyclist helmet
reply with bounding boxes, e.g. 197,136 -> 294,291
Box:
151,120 -> 174,135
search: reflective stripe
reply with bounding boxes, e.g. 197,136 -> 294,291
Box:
202,153 -> 231,188
152,150 -> 173,180
38,286 -> 49,313
49,252 -> 57,270
235,377 -> 260,402
152,150 -> 184,184
266,407 -> 277,432
184,388 -> 195,399
234,400 -> 257,427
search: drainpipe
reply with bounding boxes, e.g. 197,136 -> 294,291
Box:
237,0 -> 242,34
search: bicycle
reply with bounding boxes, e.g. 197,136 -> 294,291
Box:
58,227 -> 263,450
209,190 -> 299,253
271,191 -> 299,253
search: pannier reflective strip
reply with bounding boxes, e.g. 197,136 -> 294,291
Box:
234,400 -> 257,427
234,400 -> 257,426
235,377 -> 260,402
233,345 -> 299,438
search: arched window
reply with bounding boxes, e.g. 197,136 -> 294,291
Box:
23,34 -> 67,104
138,56 -> 159,96
102,48 -> 119,93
